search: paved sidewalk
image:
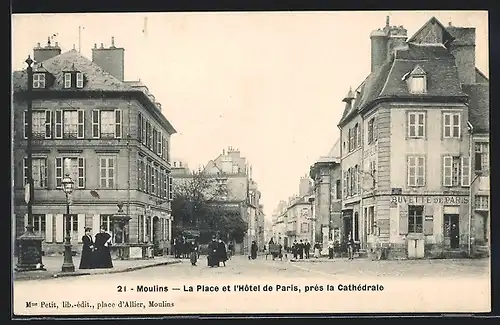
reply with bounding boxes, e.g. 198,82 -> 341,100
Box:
13,255 -> 182,281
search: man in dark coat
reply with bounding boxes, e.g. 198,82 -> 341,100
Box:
94,226 -> 113,269
298,240 -> 305,259
304,239 -> 311,259
207,236 -> 219,267
79,227 -> 94,269
292,240 -> 298,259
218,239 -> 228,266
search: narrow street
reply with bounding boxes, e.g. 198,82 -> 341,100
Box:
14,256 -> 490,315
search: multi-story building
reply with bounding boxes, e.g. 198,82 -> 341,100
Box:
13,38 -> 176,258
337,17 -> 489,258
171,147 -> 261,254
309,138 -> 342,254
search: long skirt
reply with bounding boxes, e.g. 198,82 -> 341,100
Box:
79,248 -> 94,269
314,248 -> 320,258
190,251 -> 197,265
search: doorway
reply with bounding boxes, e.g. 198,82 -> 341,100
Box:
343,212 -> 353,243
444,214 -> 460,249
152,216 -> 161,255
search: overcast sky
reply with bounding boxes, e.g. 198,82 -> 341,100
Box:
12,11 -> 489,220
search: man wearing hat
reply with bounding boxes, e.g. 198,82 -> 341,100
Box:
79,227 -> 95,269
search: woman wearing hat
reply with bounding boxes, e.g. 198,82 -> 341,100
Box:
79,227 -> 95,269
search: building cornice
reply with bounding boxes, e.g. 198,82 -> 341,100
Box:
338,95 -> 469,128
13,89 -> 177,135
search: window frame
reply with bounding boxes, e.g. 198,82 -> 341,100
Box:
474,195 -> 489,211
23,156 -> 48,188
99,156 -> 116,189
407,112 -> 426,138
55,157 -> 86,189
33,73 -> 46,89
64,73 -> 72,89
408,205 -> 424,233
443,112 -> 461,139
407,155 -> 426,187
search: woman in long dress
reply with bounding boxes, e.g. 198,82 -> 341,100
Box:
218,239 -> 228,267
94,226 -> 113,269
250,241 -> 258,259
314,242 -> 321,258
79,227 -> 94,269
207,236 -> 219,267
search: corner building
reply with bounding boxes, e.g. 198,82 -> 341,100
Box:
13,39 -> 177,258
337,17 -> 489,258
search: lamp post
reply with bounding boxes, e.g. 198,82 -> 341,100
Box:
61,169 -> 75,272
25,56 -> 34,227
308,196 -> 316,244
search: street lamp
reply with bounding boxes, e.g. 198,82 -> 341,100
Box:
61,169 -> 75,272
25,55 -> 34,227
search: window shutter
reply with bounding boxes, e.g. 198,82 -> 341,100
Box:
398,205 -> 408,235
138,113 -> 142,142
45,110 -> 52,139
23,111 -> 28,139
45,214 -> 53,243
92,110 -> 100,138
55,214 -> 64,243
55,157 -> 63,188
357,125 -> 362,148
77,214 -> 86,243
54,110 -> 63,139
443,156 -> 452,187
423,206 -> 434,235
169,176 -> 173,200
115,109 -> 122,138
461,156 -> 471,187
92,214 -> 100,237
77,110 -> 85,138
78,157 -> 85,188
24,213 -> 29,228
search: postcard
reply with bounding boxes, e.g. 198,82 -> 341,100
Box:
11,10 -> 490,316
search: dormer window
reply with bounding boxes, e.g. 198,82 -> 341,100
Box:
33,73 -> 46,89
404,65 -> 427,94
63,71 -> 85,89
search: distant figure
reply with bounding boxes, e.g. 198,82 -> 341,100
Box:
190,242 -> 198,266
292,240 -> 298,259
218,239 -> 228,267
207,236 -> 219,267
328,240 -> 334,259
298,240 -> 304,259
314,242 -> 321,258
347,233 -> 354,260
93,226 -> 113,269
227,242 -> 234,259
250,241 -> 258,259
79,227 -> 94,269
304,239 -> 311,259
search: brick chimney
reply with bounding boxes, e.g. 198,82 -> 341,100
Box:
386,25 -> 408,61
370,16 -> 391,73
445,25 -> 476,85
91,36 -> 125,81
33,37 -> 61,63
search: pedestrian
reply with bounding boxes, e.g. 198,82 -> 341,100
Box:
251,240 -> 258,259
298,239 -> 304,259
347,233 -> 354,260
207,236 -> 219,267
292,240 -> 298,259
227,241 -> 233,259
218,239 -> 228,267
304,239 -> 311,259
313,242 -> 321,258
328,240 -> 334,259
93,226 -> 113,269
79,227 -> 94,269
190,241 -> 198,266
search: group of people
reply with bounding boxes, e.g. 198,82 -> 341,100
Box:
79,226 -> 114,270
207,236 -> 229,267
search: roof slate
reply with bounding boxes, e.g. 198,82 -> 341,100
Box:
338,43 -> 468,126
12,50 -> 131,92
463,84 -> 490,134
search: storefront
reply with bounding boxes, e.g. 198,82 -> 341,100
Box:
388,194 -> 470,258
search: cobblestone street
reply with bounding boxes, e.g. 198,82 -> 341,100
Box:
14,255 -> 490,315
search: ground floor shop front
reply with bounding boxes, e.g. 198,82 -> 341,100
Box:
340,194 -> 484,259
13,202 -> 173,259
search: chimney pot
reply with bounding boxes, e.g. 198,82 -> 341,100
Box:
111,36 -> 115,48
386,15 -> 390,27
37,42 -> 41,47
100,43 -> 104,48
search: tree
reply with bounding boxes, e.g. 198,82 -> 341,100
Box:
171,171 -> 246,242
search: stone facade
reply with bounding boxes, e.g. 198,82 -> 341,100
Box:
13,40 -> 176,257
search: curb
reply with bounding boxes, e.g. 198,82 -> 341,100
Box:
15,260 -> 182,281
